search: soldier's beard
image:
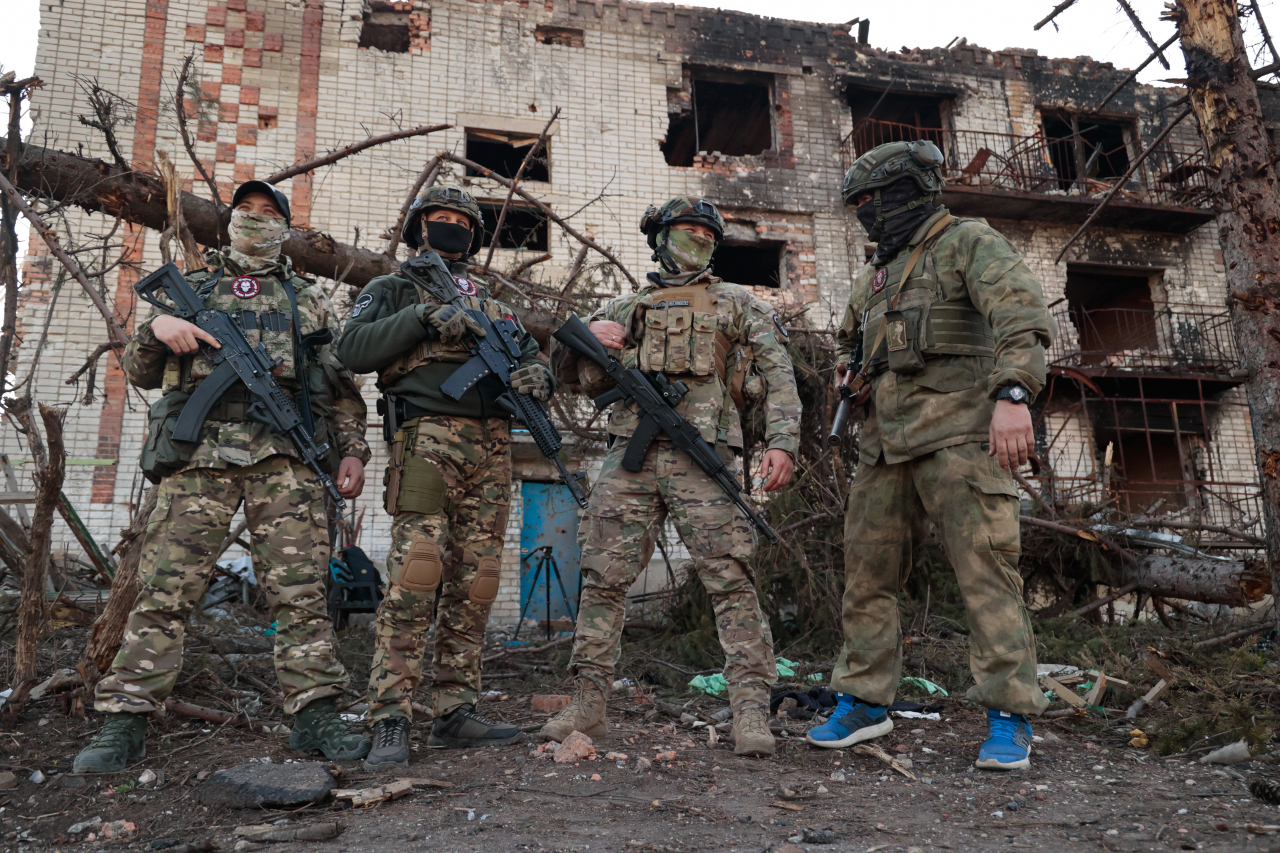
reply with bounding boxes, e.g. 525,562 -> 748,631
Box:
227,210 -> 289,271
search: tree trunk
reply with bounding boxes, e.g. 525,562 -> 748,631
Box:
1123,555 -> 1270,606
1170,0 -> 1280,630
79,485 -> 157,682
6,400 -> 65,714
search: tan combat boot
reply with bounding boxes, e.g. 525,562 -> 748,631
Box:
539,678 -> 607,742
731,706 -> 776,757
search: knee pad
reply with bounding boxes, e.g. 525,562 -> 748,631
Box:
397,537 -> 442,593
467,556 -> 501,605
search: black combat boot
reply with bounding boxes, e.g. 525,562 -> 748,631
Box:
428,704 -> 523,748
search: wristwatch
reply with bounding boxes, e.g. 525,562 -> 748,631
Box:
996,384 -> 1030,405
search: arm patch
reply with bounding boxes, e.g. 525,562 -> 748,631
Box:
350,293 -> 374,318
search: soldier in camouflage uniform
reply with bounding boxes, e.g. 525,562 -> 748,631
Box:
545,197 -> 801,757
806,141 -> 1055,771
74,182 -> 373,774
337,186 -> 550,768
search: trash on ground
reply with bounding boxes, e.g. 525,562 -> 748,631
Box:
1200,740 -> 1252,765
899,676 -> 948,696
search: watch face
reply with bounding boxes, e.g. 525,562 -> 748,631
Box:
1009,387 -> 1027,402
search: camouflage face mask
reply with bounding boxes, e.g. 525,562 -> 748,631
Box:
228,209 -> 289,269
654,227 -> 715,285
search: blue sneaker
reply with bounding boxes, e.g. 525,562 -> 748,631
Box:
805,693 -> 893,749
975,709 -> 1033,770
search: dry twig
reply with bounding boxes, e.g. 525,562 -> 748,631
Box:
264,123 -> 450,185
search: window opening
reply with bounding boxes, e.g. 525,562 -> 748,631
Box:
477,202 -> 549,251
1065,266 -> 1158,365
845,86 -> 950,153
535,25 -> 584,47
465,130 -> 550,182
711,242 -> 784,289
662,72 -> 773,168
359,2 -> 411,53
1042,111 -> 1133,190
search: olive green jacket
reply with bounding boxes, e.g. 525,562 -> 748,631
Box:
836,207 -> 1054,465
335,264 -> 541,419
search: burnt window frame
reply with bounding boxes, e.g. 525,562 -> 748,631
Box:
661,66 -> 777,168
1039,108 -> 1138,190
476,201 -> 550,252
710,239 -> 787,289
464,128 -> 552,183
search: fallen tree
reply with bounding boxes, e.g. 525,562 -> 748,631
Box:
1123,554 -> 1271,607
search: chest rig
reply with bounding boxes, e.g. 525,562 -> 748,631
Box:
630,284 -> 750,407
165,272 -> 305,412
861,216 -> 996,376
377,277 -> 506,389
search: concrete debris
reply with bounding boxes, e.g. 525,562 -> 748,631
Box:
554,731 -> 596,764
139,769 -> 158,786
0,771 -> 16,790
66,817 -> 103,835
197,761 -> 337,809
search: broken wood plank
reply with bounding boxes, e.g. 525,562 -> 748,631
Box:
233,823 -> 342,843
0,491 -> 36,504
331,778 -> 414,807
770,800 -> 804,812
1083,673 -> 1109,707
1039,675 -> 1087,708
853,743 -> 917,781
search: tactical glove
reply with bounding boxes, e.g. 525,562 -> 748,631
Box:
421,304 -> 485,343
511,362 -> 554,401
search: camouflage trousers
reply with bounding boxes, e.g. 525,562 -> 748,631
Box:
830,441 -> 1048,715
572,440 -> 776,712
367,415 -> 511,722
95,455 -> 349,717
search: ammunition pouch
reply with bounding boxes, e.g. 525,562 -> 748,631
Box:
637,285 -> 720,377
384,424 -> 452,517
139,391 -> 198,484
884,307 -> 927,375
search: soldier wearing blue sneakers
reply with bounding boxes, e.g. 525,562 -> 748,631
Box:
809,141 -> 1054,770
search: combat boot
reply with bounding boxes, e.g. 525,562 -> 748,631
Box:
539,678 -> 607,743
73,712 -> 147,774
731,707 -> 775,757
364,715 -> 411,770
290,697 -> 372,761
429,704 -> 523,748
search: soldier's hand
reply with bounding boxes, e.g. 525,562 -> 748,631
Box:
590,320 -> 626,351
336,456 -> 365,499
511,362 -> 554,401
153,315 -> 221,355
989,400 -> 1033,471
424,304 -> 485,342
758,448 -> 794,492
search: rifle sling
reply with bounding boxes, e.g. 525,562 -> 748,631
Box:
280,277 -> 316,438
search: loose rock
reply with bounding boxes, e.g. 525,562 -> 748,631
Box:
196,762 -> 337,809
0,771 -> 16,790
554,731 -> 596,764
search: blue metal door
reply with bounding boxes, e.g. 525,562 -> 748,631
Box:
519,482 -> 583,623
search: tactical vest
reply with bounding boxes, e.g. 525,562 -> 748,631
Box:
376,277 -> 507,389
632,284 -> 751,407
162,272 -> 307,416
861,217 -> 996,376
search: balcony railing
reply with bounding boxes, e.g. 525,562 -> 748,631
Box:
1048,303 -> 1242,375
841,120 -> 1213,209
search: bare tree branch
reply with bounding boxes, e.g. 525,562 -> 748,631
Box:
264,123 -> 451,185
1249,0 -> 1280,68
1095,32 -> 1179,111
74,76 -> 134,172
384,154 -> 441,258
1034,0 -> 1080,31
1116,0 -> 1172,69
483,107 -> 560,273
174,54 -> 224,213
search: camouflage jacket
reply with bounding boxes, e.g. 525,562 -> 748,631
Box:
335,261 -> 542,420
557,273 -> 801,457
836,207 -> 1054,465
124,252 -> 371,471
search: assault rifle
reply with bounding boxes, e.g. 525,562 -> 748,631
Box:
552,314 -> 779,544
398,252 -> 588,509
134,262 -> 346,511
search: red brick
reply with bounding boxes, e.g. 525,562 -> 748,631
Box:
233,163 -> 256,182
257,104 -> 278,119
263,32 -> 283,51
201,80 -> 221,101
218,102 -> 239,123
185,23 -> 205,42
216,179 -> 236,199
243,47 -> 262,67
239,85 -> 259,105
531,694 -> 571,713
222,64 -> 242,85
204,43 -> 224,63
245,10 -> 265,31
206,6 -> 226,26
225,27 -> 245,47
180,177 -> 195,193
236,124 -> 258,145
216,141 -> 236,162
181,96 -> 199,116
197,124 -> 217,142
227,0 -> 246,9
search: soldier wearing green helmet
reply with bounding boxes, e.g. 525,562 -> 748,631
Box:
336,184 -> 553,768
546,196 -> 802,757
807,141 -> 1056,772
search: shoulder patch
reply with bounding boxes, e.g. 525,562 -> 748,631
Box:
349,293 -> 374,318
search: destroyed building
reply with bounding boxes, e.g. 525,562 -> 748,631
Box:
8,0 -> 1268,621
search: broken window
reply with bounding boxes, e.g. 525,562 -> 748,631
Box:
1042,110 -> 1134,190
359,2 -> 411,53
711,242 -> 784,289
465,130 -> 550,182
535,25 -> 584,47
846,86 -> 951,151
1065,266 -> 1160,365
661,69 -> 774,168
477,202 -> 549,251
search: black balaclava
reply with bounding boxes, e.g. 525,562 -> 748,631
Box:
857,178 -> 936,267
423,220 -> 474,256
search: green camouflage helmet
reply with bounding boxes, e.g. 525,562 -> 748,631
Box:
841,140 -> 946,205
402,185 -> 485,255
639,196 -> 725,249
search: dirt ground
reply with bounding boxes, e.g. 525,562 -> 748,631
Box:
2,619 -> 1279,853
